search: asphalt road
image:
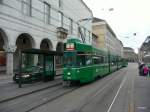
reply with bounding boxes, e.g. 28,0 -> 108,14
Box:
1,63 -> 150,112
31,63 -> 150,112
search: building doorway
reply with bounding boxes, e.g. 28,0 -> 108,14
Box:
14,33 -> 35,70
56,42 -> 64,69
40,39 -> 52,50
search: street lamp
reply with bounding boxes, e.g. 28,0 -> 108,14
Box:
101,8 -> 114,12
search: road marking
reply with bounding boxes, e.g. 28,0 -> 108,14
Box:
92,73 -> 126,99
107,74 -> 127,112
0,81 -> 13,84
129,74 -> 135,112
43,98 -> 48,101
76,71 -> 127,112
137,106 -> 147,109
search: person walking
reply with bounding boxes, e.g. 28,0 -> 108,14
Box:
143,65 -> 149,76
139,63 -> 145,76
148,66 -> 150,77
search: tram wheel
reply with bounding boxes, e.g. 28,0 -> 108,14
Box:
63,81 -> 72,87
67,81 -> 72,87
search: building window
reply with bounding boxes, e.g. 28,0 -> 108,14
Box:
22,0 -> 32,16
77,24 -> 80,37
89,31 -> 91,43
84,28 -> 86,37
0,0 -> 3,4
44,2 -> 51,24
59,0 -> 62,8
59,12 -> 63,27
23,38 -> 27,44
69,18 -> 73,34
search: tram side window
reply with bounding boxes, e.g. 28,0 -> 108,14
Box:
93,56 -> 99,64
93,57 -> 99,64
77,55 -> 92,66
77,55 -> 86,66
104,56 -> 108,63
86,55 -> 92,65
111,57 -> 117,65
110,56 -> 114,65
100,56 -> 104,63
114,58 -> 117,65
93,56 -> 104,64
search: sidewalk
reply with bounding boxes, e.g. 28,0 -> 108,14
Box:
0,74 -> 12,80
134,72 -> 150,112
0,66 -> 7,81
0,72 -> 13,85
0,66 -> 63,103
0,66 -> 6,73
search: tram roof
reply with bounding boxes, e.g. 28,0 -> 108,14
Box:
21,49 -> 63,56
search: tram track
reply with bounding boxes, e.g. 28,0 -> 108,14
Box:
26,87 -> 78,112
26,71 -> 126,112
70,69 -> 127,112
0,78 -> 62,103
0,68 -> 126,112
0,83 -> 78,112
30,68 -> 127,112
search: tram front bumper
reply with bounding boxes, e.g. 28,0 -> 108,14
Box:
63,68 -> 79,81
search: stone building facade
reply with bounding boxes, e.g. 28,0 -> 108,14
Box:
139,36 -> 150,64
92,17 -> 123,57
0,0 -> 93,75
123,47 -> 137,62
92,33 -> 99,48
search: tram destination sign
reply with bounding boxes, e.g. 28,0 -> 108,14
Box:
66,43 -> 75,51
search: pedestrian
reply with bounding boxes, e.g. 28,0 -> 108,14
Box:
148,66 -> 150,77
143,65 -> 149,76
139,63 -> 145,76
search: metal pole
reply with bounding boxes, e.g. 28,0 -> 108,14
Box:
108,50 -> 110,72
18,50 -> 22,88
43,55 -> 46,81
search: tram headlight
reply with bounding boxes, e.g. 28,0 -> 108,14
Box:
22,74 -> 30,78
67,72 -> 71,75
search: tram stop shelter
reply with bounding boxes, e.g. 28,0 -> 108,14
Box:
13,49 -> 63,87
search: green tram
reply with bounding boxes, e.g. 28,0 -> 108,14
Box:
63,38 -> 125,85
121,58 -> 128,67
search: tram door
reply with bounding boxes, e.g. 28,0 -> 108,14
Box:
44,55 -> 54,80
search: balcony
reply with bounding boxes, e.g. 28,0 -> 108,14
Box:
56,27 -> 68,39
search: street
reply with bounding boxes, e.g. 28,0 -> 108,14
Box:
0,63 -> 150,112
0,0 -> 149,112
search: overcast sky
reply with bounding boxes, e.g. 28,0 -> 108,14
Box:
83,0 -> 150,53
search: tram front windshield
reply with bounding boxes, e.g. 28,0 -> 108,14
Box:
64,51 -> 76,67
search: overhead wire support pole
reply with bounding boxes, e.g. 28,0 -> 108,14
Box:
77,17 -> 93,44
78,26 -> 85,43
18,50 -> 22,88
